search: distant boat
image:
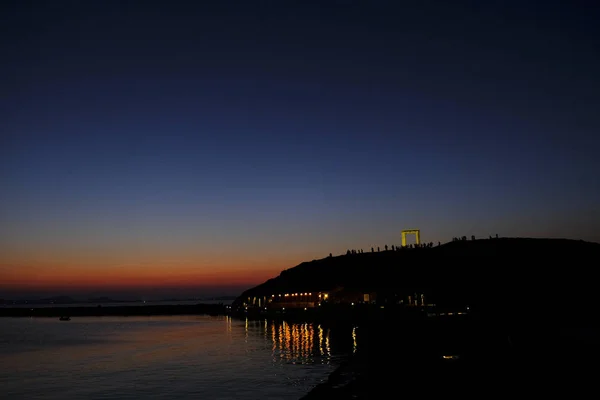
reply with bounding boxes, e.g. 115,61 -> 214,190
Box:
59,316 -> 71,321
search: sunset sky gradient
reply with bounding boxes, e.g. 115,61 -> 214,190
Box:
1,1 -> 599,299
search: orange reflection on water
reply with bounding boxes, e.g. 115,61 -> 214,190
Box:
292,324 -> 299,357
2,314 -> 355,386
278,322 -> 284,357
226,315 -> 232,334
284,321 -> 291,357
318,325 -> 324,356
265,320 -> 321,364
325,327 -> 331,357
240,318 -> 353,365
271,320 -> 277,355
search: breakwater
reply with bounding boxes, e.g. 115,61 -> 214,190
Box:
0,303 -> 228,317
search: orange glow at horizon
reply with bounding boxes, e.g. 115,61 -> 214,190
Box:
0,257 -> 291,292
0,240 -> 326,294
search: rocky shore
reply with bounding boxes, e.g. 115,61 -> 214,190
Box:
225,237 -> 600,399
301,316 -> 600,399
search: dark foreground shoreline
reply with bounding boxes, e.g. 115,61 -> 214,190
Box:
300,317 -> 600,399
3,304 -> 599,398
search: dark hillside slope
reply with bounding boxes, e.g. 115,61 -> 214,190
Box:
235,238 -> 600,323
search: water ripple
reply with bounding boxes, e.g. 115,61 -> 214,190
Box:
0,316 -> 352,399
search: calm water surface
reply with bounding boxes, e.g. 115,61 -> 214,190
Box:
0,316 -> 355,399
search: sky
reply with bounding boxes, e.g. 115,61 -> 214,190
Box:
1,0 -> 599,299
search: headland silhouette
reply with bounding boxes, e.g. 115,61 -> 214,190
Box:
3,236 -> 599,398
231,236 -> 600,399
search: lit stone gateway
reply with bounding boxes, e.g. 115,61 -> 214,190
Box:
401,229 -> 420,246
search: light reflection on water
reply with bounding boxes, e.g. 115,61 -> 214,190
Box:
0,316 -> 354,400
243,318 -> 345,366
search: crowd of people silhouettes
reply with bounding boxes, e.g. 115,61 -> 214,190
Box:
340,241 -> 436,257
451,233 -> 499,241
332,233 -> 501,258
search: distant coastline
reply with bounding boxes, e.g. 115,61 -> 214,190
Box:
0,296 -> 236,308
0,302 -> 231,317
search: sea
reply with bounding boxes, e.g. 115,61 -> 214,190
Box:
0,313 -> 355,400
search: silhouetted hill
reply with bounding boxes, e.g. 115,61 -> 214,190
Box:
235,238 -> 600,323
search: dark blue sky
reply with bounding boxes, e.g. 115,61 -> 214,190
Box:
1,0 -> 599,297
